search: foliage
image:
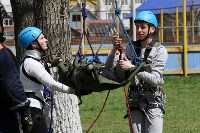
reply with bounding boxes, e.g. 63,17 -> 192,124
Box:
79,76 -> 200,133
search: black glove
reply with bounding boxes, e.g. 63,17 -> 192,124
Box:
19,107 -> 33,133
21,113 -> 33,133
50,58 -> 61,67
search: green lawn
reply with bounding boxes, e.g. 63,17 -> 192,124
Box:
79,76 -> 200,133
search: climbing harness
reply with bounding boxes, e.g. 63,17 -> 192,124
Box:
125,40 -> 166,126
21,56 -> 54,133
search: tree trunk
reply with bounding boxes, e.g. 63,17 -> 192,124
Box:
11,0 -> 35,61
10,0 -> 82,132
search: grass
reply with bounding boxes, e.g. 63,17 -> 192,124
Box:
79,75 -> 200,133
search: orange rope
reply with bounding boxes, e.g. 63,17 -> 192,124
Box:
123,86 -> 134,133
117,41 -> 134,132
86,90 -> 110,133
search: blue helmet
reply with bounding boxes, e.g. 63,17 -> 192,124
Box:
18,27 -> 42,48
134,11 -> 158,27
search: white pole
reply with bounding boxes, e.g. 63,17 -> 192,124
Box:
132,0 -> 136,41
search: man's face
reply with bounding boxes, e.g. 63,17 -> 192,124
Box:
135,22 -> 155,40
37,34 -> 48,50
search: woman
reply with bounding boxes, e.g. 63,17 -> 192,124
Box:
106,11 -> 168,133
18,27 -> 74,133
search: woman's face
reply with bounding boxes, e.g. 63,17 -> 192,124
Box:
37,33 -> 48,50
135,22 -> 155,40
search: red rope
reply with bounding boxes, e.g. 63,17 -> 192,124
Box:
86,90 -> 110,133
116,42 -> 124,60
117,41 -> 134,132
86,41 -> 132,132
123,86 -> 134,133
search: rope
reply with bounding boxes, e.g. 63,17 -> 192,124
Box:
77,3 -> 98,62
123,86 -> 134,133
113,1 -> 134,132
77,1 -> 141,65
78,1 -> 139,132
85,90 -> 110,133
43,86 -> 54,133
95,0 -> 141,65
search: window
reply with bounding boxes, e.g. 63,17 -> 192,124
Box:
135,0 -> 145,3
122,0 -> 128,5
105,0 -> 114,5
72,15 -> 81,22
5,31 -> 14,36
122,13 -> 128,19
3,19 -> 13,26
106,13 -> 114,19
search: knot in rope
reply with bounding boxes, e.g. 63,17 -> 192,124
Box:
115,8 -> 121,16
88,54 -> 100,63
93,55 -> 100,63
81,3 -> 87,19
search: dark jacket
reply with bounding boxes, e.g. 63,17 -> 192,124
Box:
0,43 -> 29,110
0,43 -> 30,133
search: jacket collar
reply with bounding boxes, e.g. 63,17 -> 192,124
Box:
25,50 -> 42,60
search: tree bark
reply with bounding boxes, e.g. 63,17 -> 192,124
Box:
10,0 -> 82,132
11,0 -> 35,61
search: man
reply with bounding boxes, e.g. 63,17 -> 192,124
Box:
0,23 -> 33,133
107,11 -> 168,133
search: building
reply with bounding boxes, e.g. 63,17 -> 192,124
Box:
1,0 -> 146,46
2,2 -> 14,46
95,0 -> 144,30
70,0 -> 145,45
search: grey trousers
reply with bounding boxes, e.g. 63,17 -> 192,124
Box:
129,108 -> 163,133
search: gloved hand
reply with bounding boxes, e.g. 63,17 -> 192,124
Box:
19,107 -> 33,133
21,113 -> 33,133
50,57 -> 61,67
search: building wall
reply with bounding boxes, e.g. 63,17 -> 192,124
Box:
96,0 -> 143,30
2,3 -> 14,46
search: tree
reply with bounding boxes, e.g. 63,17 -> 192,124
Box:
10,0 -> 82,132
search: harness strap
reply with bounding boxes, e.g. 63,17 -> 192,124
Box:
22,56 -> 50,84
147,103 -> 165,114
132,40 -> 161,64
26,92 -> 44,106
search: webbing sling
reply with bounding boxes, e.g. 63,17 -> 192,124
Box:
25,92 -> 44,105
58,57 -> 145,91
